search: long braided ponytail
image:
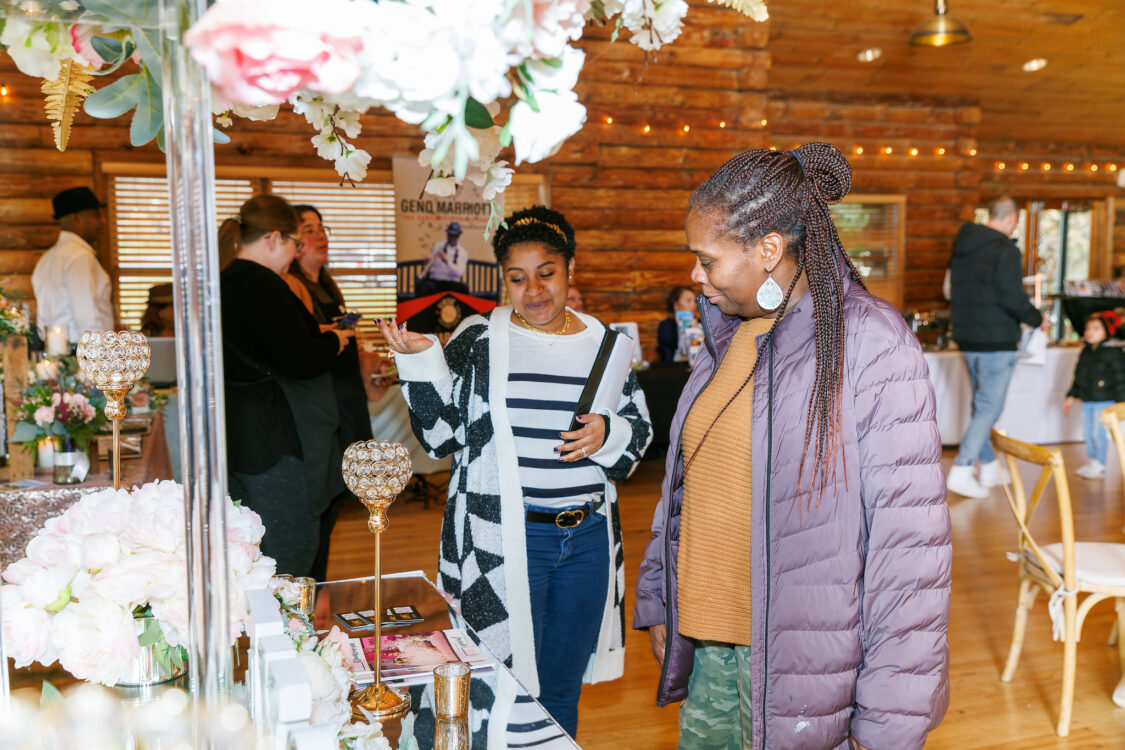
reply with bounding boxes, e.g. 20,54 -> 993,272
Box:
688,142 -> 863,499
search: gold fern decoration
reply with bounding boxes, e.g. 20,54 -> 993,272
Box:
41,60 -> 97,152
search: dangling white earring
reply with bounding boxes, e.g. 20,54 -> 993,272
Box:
756,273 -> 783,311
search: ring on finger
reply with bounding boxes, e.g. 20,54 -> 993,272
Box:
580,447 -> 588,458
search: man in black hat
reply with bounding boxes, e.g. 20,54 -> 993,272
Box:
416,220 -> 469,296
31,187 -> 114,344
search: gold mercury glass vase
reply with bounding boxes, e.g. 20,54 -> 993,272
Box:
342,439 -> 414,720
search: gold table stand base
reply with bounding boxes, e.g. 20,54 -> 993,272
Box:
350,681 -> 411,721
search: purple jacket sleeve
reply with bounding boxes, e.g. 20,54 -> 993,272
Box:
849,328 -> 952,749
633,487 -> 668,630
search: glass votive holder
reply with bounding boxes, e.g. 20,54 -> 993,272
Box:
433,662 -> 470,719
293,577 -> 316,616
433,716 -> 469,750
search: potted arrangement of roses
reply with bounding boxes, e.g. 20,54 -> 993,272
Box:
0,480 -> 276,687
11,363 -> 106,480
127,377 -> 168,415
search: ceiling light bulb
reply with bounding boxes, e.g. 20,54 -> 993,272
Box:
1065,163 -> 1074,171
969,148 -> 978,156
910,148 -> 919,156
642,124 -> 651,134
1020,162 -> 1029,170
769,145 -> 777,151
1041,162 -> 1051,171
605,116 -> 613,125
682,125 -> 690,133
855,146 -> 864,155
0,85 -> 7,97
997,162 -> 1006,170
883,146 -> 893,155
1091,164 -> 1099,172
760,119 -> 768,127
856,47 -> 883,63
1110,164 -> 1119,172
719,120 -> 727,128
937,147 -> 946,156
1022,58 -> 1048,72
910,0 -> 972,47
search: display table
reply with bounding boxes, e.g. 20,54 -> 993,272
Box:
636,362 -> 690,458
924,347 -> 1083,446
315,573 -> 579,749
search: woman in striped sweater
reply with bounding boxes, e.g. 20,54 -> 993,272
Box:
378,206 -> 652,740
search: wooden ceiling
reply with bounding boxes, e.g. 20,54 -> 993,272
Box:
766,0 -> 1125,147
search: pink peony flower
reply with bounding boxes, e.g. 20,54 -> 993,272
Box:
127,391 -> 151,408
1,585 -> 57,669
34,405 -> 56,427
68,393 -> 89,409
51,392 -> 62,406
70,23 -> 107,68
183,0 -> 368,106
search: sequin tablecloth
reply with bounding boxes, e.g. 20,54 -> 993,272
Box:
0,480 -> 115,567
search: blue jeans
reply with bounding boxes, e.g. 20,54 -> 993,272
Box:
524,505 -> 609,739
1082,400 -> 1114,463
956,351 -> 1017,466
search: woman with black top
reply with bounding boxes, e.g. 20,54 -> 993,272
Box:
219,195 -> 353,577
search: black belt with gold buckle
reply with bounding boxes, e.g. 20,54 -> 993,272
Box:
525,500 -> 604,528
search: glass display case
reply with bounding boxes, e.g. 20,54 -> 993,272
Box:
830,195 -> 906,309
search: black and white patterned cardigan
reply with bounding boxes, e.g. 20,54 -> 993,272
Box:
394,306 -> 652,698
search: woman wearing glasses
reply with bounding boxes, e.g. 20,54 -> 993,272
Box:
219,194 -> 354,578
282,204 -> 373,578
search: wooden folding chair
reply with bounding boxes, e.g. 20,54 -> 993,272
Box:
991,428 -> 1125,736
1101,403 -> 1125,526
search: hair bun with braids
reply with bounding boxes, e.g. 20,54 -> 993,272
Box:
493,205 -> 577,265
792,142 -> 852,204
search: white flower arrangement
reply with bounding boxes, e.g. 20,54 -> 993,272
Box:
1,480 -> 276,686
0,0 -> 767,219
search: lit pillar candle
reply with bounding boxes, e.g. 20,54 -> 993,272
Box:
45,326 -> 68,357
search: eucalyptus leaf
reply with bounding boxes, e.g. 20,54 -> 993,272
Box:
10,422 -> 38,442
129,66 -> 164,147
49,423 -> 69,437
170,646 -> 185,670
131,27 -> 163,82
154,644 -> 172,675
499,120 -> 512,148
156,126 -> 166,152
464,98 -> 494,129
80,0 -> 159,32
85,73 -> 143,119
90,36 -> 123,62
40,681 -> 63,710
212,127 -> 231,145
137,618 -> 163,647
92,40 -> 137,77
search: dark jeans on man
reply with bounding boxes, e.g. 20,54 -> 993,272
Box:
524,505 -> 609,739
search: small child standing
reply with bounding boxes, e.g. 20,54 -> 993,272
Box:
1063,311 -> 1125,479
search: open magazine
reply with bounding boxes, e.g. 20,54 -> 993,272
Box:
345,628 -> 495,686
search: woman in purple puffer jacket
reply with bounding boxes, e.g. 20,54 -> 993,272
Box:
634,143 -> 951,750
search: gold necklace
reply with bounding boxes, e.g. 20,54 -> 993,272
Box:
514,309 -> 571,337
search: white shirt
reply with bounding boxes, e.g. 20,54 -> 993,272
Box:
425,239 -> 468,282
32,230 -> 114,343
506,320 -> 606,509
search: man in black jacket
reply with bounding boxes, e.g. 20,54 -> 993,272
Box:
947,197 -> 1043,498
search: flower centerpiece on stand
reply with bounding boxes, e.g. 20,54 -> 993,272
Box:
11,359 -> 106,457
0,480 -> 275,686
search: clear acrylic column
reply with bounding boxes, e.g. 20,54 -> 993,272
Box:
159,0 -> 233,711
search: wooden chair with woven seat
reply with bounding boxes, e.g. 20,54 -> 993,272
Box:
1101,402 -> 1125,525
991,428 -> 1125,737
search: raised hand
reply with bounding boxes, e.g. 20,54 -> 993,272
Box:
377,317 -> 433,355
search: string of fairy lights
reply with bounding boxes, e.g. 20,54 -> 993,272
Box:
2,81 -> 1120,177
597,115 -> 1122,176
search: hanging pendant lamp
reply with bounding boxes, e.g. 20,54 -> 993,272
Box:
910,0 -> 972,47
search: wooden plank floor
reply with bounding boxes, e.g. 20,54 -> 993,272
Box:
329,444 -> 1125,748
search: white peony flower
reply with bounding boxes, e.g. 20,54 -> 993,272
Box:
80,533 -> 122,571
0,17 -> 91,80
424,177 -> 457,197
509,91 -> 586,165
500,0 -> 591,61
1,585 -> 57,668
339,721 -> 392,750
336,147 -> 372,182
17,562 -> 78,611
51,594 -> 141,686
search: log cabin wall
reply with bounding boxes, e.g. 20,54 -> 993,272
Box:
766,95 -> 981,311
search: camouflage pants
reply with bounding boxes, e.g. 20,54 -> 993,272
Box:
678,641 -> 753,749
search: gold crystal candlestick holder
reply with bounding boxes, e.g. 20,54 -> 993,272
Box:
75,330 -> 151,490
343,439 -> 413,721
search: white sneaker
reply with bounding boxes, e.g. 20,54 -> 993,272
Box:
979,460 -> 1009,487
947,465 -> 989,498
1075,460 -> 1106,480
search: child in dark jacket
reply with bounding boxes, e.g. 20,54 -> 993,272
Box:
1063,311 -> 1125,478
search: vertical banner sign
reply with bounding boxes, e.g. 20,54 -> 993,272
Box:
392,155 -> 498,266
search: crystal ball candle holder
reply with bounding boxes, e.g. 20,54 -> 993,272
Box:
342,439 -> 413,721
75,330 -> 151,488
